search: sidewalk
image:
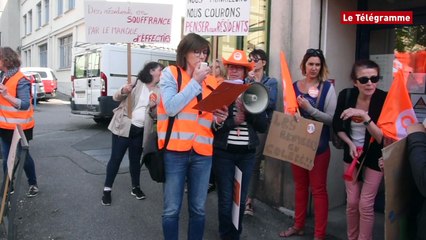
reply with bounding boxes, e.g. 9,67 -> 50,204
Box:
240,198 -> 384,240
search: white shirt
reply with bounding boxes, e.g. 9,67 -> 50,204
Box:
350,120 -> 366,147
131,84 -> 150,127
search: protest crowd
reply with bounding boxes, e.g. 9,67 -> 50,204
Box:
1,27 -> 425,240
1,31 -> 425,239
93,31 -> 424,240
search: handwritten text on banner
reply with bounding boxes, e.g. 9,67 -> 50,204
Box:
184,0 -> 251,36
264,111 -> 323,170
84,1 -> 172,43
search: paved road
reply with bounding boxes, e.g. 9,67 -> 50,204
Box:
0,93 -> 384,240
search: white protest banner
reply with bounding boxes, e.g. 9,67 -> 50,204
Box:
84,1 -> 173,43
184,0 -> 251,36
264,111 -> 323,170
232,166 -> 242,229
7,127 -> 22,179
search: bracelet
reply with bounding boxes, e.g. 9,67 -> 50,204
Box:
213,117 -> 224,130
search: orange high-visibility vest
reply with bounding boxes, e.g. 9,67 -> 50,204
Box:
0,71 -> 34,130
157,66 -> 217,156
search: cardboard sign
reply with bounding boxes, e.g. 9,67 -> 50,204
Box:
193,82 -> 249,112
232,166 -> 242,230
264,111 -> 323,170
84,1 -> 172,43
382,138 -> 415,240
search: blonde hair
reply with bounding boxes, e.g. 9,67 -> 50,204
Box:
213,59 -> 226,78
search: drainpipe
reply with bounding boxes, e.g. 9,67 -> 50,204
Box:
319,0 -> 323,48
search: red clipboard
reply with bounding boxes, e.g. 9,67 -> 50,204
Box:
193,82 -> 250,112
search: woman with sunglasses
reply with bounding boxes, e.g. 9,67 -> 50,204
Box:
279,48 -> 336,240
332,59 -> 387,240
244,49 -> 278,216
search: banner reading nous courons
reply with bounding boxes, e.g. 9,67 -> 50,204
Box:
184,0 -> 251,36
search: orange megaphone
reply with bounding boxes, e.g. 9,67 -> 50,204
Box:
343,147 -> 363,182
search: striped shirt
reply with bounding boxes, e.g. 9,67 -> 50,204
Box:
227,105 -> 249,146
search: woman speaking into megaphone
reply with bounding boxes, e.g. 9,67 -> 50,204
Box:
211,49 -> 267,239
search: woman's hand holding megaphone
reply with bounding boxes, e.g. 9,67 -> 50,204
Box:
213,105 -> 229,124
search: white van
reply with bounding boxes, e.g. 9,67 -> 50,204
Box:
70,44 -> 176,123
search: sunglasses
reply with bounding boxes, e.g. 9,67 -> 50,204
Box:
306,48 -> 323,56
248,58 -> 263,63
356,76 -> 380,84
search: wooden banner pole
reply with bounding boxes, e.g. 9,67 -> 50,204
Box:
127,43 -> 132,118
0,177 -> 10,224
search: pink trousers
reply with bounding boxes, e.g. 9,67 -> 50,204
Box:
292,149 -> 330,238
344,163 -> 383,240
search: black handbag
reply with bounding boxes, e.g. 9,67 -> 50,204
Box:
142,66 -> 181,183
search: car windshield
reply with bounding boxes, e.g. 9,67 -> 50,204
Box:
33,74 -> 42,83
35,71 -> 47,78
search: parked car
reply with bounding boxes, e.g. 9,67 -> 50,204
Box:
21,67 -> 58,98
23,71 -> 47,102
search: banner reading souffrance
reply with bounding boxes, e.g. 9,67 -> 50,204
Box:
184,0 -> 251,36
377,69 -> 417,141
84,1 -> 172,43
340,11 -> 413,25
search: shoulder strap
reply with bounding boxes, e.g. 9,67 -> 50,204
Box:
164,66 -> 182,148
344,88 -> 351,106
315,81 -> 324,108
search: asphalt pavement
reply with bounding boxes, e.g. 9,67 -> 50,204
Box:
0,92 -> 384,240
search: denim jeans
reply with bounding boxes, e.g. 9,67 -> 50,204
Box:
104,130 -> 143,188
162,150 -> 211,240
1,137 -> 37,186
213,148 -> 256,240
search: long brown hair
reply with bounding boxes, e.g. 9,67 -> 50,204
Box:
176,33 -> 210,70
300,48 -> 329,81
0,47 -> 21,69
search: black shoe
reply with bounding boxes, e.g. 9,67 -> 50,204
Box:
27,185 -> 39,198
208,183 -> 216,193
102,190 -> 111,206
131,187 -> 146,200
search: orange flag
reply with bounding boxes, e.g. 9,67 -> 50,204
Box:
280,51 -> 298,115
377,69 -> 417,140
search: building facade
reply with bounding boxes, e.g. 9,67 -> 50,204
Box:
19,0 -> 82,94
0,0 -> 20,50
14,0 -> 426,216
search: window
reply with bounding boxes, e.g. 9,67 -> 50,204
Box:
28,10 -> 33,33
37,2 -> 42,28
39,44 -> 48,67
24,50 -> 32,66
44,0 -> 49,24
68,0 -> 75,10
59,35 -> 72,68
57,0 -> 63,16
23,14 -> 28,35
